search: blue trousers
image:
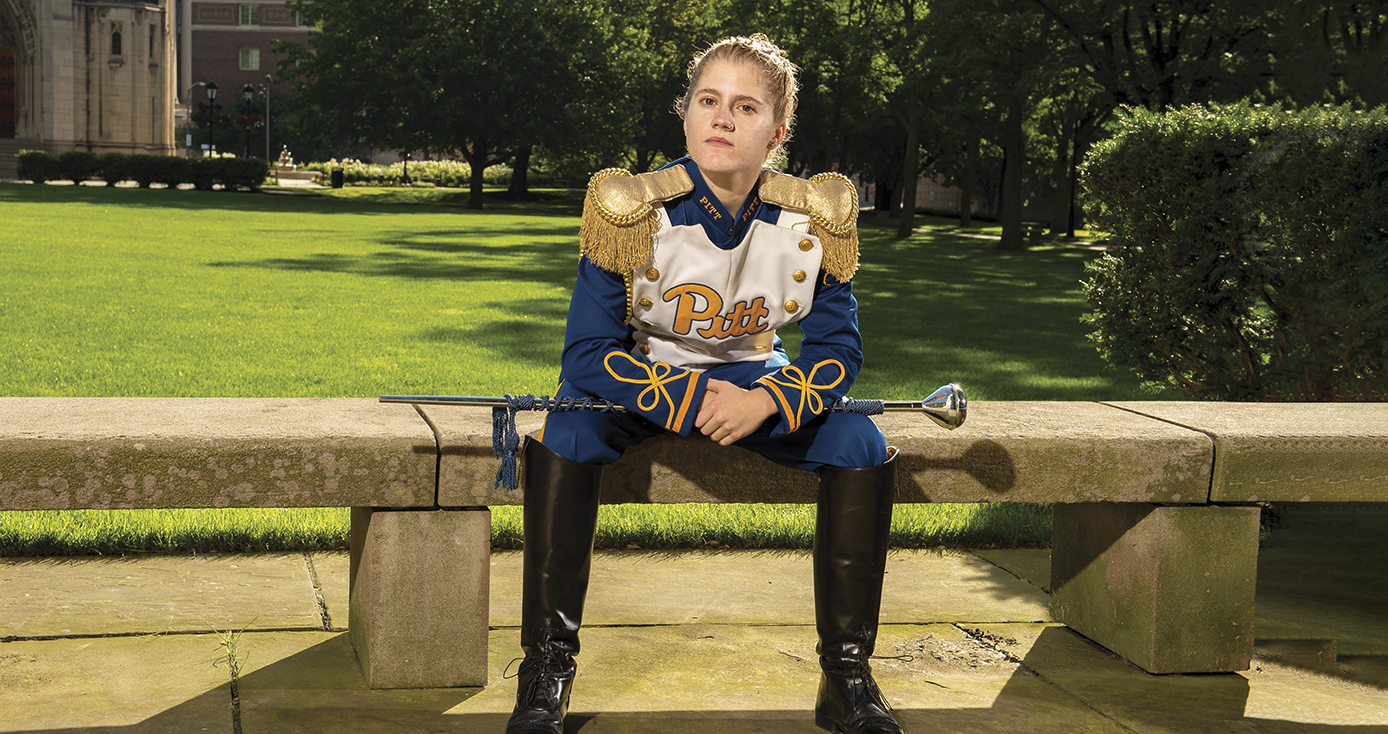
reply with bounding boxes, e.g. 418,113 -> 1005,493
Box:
539,380 -> 889,471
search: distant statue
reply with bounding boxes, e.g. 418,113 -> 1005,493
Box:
277,147 -> 294,170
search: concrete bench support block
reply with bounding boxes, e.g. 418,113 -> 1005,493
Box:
1050,503 -> 1259,674
349,507 -> 491,689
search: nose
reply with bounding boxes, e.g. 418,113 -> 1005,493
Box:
712,106 -> 733,131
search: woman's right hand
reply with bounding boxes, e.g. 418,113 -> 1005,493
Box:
696,379 -> 777,446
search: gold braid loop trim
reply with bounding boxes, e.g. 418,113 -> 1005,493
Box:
579,167 -> 693,275
760,170 -> 860,282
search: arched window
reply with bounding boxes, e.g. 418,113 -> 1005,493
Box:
111,29 -> 122,57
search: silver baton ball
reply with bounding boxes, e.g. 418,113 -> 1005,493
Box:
381,382 -> 966,430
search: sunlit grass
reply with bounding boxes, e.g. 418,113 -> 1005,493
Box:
0,508 -> 351,556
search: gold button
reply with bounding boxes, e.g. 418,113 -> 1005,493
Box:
638,298 -> 653,308
798,239 -> 814,252
784,300 -> 799,313
645,268 -> 660,281
638,343 -> 651,355
792,270 -> 807,283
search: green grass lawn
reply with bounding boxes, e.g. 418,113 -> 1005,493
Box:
0,182 -> 1157,556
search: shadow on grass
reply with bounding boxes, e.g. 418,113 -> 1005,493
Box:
854,230 -> 1153,402
204,228 -> 581,288
421,297 -> 569,367
0,181 -> 586,218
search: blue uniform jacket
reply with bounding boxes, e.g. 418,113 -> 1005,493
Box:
556,158 -> 864,437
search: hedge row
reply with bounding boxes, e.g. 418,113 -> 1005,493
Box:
299,158 -> 546,188
16,150 -> 272,191
1080,103 -> 1388,401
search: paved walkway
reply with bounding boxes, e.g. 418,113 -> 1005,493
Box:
2,506 -> 1385,733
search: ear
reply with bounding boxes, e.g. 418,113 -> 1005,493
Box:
770,122 -> 787,148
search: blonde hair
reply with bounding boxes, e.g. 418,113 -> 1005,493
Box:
677,33 -> 799,167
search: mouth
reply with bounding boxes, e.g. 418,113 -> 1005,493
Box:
705,136 -> 733,148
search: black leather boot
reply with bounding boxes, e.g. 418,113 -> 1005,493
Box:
505,438 -> 602,734
813,451 -> 905,734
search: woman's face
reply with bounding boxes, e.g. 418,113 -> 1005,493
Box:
683,59 -> 786,181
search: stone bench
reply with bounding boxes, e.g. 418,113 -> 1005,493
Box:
2,398 -> 1385,689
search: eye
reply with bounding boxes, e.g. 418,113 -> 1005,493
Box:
738,103 -> 756,114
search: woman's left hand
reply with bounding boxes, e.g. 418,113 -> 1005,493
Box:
696,379 -> 778,446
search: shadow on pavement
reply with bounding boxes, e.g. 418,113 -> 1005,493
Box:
10,624 -> 1385,734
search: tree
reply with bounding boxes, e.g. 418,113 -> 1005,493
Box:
280,0 -> 618,208
927,0 -> 1063,248
1031,0 -> 1275,111
1266,1 -> 1388,108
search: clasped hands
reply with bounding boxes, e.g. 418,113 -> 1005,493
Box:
695,378 -> 778,446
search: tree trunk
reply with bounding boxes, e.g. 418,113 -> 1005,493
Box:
998,94 -> 1025,250
895,99 -> 922,239
508,145 -> 531,197
960,132 -> 977,228
1068,116 -> 1099,236
1049,124 -> 1072,237
467,136 -> 488,210
634,148 -> 654,174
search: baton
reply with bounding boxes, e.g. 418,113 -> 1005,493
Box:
381,382 -> 966,430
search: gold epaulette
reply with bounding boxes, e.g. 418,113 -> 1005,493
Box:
759,170 -> 860,282
579,167 -> 694,274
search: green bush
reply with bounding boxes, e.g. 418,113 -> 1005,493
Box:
187,157 -> 219,191
1080,103 -> 1388,401
217,156 -> 271,191
297,158 -> 558,188
122,154 -> 167,188
13,150 -> 267,191
56,150 -> 102,182
151,156 -> 191,188
15,150 -> 55,183
96,153 -> 132,185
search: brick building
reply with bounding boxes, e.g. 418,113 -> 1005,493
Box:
177,0 -> 309,107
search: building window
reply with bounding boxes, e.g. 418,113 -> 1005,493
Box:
239,48 -> 260,70
239,4 -> 260,26
111,30 -> 123,57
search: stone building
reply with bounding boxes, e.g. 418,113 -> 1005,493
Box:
0,0 -> 177,176
0,0 -> 309,177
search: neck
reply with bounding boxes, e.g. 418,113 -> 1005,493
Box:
701,167 -> 762,215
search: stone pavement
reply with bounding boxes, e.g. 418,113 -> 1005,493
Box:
1,505 -> 1385,734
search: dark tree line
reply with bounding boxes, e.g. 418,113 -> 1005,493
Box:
278,0 -> 1388,227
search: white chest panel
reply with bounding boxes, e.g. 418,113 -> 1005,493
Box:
628,209 -> 822,370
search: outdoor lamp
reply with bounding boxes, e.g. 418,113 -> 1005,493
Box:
205,81 -> 218,154
242,85 -> 256,158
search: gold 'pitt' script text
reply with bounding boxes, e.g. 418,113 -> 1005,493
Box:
663,284 -> 772,339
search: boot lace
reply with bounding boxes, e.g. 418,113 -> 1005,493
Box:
504,652 -> 574,706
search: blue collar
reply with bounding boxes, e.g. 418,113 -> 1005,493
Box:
659,157 -> 778,249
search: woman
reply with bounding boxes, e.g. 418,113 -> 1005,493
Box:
506,34 -> 905,734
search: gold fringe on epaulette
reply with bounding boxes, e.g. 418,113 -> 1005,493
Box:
807,172 -> 860,283
578,168 -> 660,275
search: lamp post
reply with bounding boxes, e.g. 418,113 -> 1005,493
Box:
184,82 -> 206,156
204,81 -> 219,155
263,74 -> 272,161
241,84 -> 255,158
